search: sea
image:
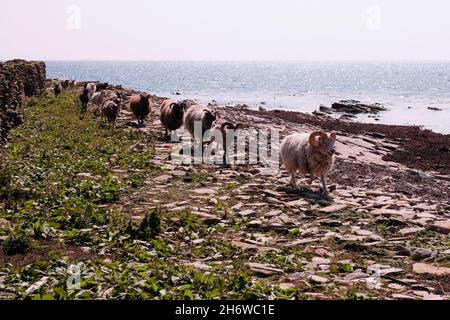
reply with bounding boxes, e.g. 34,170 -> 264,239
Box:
46,61 -> 450,134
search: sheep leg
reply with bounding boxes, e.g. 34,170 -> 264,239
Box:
290,174 -> 298,190
320,174 -> 328,194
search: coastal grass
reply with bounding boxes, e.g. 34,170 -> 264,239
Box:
0,93 -> 295,300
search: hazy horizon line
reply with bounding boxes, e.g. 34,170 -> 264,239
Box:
3,59 -> 450,64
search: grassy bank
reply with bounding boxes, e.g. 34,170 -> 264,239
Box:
0,93 -> 288,300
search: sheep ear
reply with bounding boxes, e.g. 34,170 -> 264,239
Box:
309,131 -> 323,147
235,123 -> 245,130
330,132 -> 337,141
204,110 -> 215,117
169,103 -> 177,109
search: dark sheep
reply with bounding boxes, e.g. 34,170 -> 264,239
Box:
101,100 -> 120,125
79,88 -> 90,113
61,79 -> 74,90
160,99 -> 187,136
130,94 -> 151,126
54,83 -> 62,97
96,82 -> 109,91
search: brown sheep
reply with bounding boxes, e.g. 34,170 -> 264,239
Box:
209,120 -> 246,164
160,99 -> 187,136
130,94 -> 151,127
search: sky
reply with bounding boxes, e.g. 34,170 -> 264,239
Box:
1,0 -> 450,61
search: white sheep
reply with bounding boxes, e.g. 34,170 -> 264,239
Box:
90,91 -> 107,114
183,105 -> 217,138
86,83 -> 96,98
280,131 -> 337,194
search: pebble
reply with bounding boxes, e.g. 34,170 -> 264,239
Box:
411,248 -> 434,261
0,218 -> 10,228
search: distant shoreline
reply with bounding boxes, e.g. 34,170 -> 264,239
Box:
64,80 -> 450,177
45,60 -> 450,134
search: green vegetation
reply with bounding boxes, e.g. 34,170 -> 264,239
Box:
0,93 -> 292,300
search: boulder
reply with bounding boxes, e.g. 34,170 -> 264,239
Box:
0,60 -> 46,144
331,100 -> 386,114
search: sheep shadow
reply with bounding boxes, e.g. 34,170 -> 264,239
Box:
277,185 -> 333,205
159,135 -> 175,143
125,121 -> 145,129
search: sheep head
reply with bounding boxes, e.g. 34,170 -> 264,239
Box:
203,109 -> 217,131
220,121 -> 235,132
309,131 -> 337,156
170,102 -> 187,118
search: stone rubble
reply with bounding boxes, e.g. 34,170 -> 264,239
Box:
28,83 -> 449,300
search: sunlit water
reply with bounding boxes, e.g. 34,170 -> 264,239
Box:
46,61 -> 450,134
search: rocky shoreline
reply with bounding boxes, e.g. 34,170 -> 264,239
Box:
119,82 -> 450,299
63,80 -> 450,206
1,77 -> 449,300
97,82 -> 450,176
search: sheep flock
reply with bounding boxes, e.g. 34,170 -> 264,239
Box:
50,80 -> 337,194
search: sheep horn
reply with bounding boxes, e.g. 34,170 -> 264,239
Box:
330,131 -> 337,141
220,122 -> 235,132
309,131 -> 326,147
234,123 -> 246,130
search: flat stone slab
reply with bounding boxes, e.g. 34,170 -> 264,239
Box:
154,174 -> 172,183
193,188 -> 218,195
308,275 -> 329,284
319,204 -> 347,213
413,263 -> 450,276
191,211 -> 221,224
399,227 -> 425,236
426,220 -> 450,235
239,209 -> 256,217
246,262 -> 284,276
